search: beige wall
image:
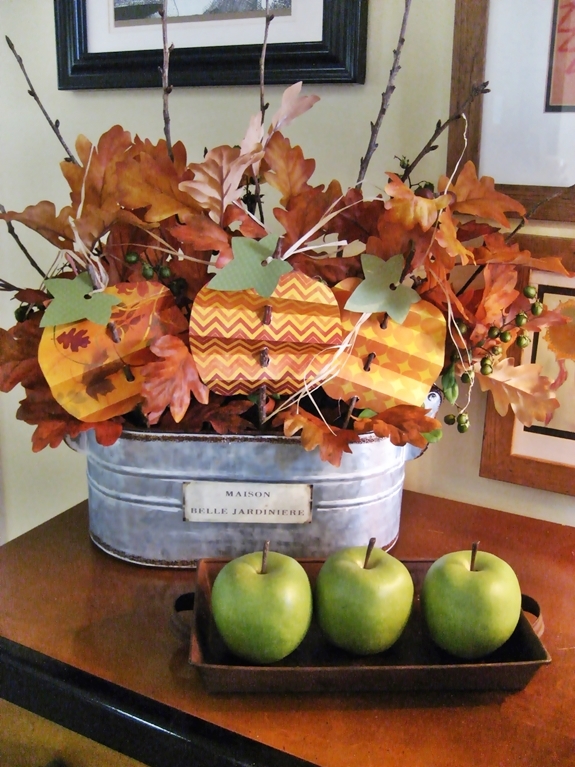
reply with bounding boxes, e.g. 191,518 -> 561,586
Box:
0,0 -> 573,542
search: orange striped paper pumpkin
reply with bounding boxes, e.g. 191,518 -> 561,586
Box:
322,279 -> 446,411
189,272 -> 343,395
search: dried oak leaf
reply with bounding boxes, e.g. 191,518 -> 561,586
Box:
179,396 -> 255,435
0,200 -> 75,250
263,132 -> 316,207
474,264 -> 519,328
475,232 -> 572,276
435,207 -> 475,265
384,174 -> 452,232
267,81 -> 320,136
274,407 -> 360,467
180,145 -> 263,226
140,335 -> 210,425
438,161 -> 525,228
273,180 -> 343,248
170,213 -> 233,267
0,314 -> 43,392
477,358 -> 560,427
17,382 -> 123,452
354,405 -> 441,450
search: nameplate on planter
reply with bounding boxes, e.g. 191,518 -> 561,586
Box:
183,481 -> 312,524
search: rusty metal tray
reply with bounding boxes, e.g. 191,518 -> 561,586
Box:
189,558 -> 551,694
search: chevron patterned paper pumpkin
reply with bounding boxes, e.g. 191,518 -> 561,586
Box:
322,279 -> 446,411
38,282 -> 182,422
188,272 -> 343,395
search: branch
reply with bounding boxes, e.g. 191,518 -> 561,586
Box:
0,278 -> 23,292
159,5 -> 174,162
259,1 -> 274,120
355,0 -> 413,188
0,204 -> 47,279
400,81 -> 490,183
5,36 -> 79,165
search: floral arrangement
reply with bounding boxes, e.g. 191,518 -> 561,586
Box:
0,11 -> 572,467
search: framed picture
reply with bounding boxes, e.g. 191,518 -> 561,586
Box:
54,0 -> 368,90
480,235 -> 575,496
447,0 -> 575,222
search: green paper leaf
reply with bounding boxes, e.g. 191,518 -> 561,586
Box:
441,362 -> 459,405
422,428 -> 443,443
40,272 -> 122,328
207,234 -> 292,298
344,253 -> 420,324
357,408 -> 378,419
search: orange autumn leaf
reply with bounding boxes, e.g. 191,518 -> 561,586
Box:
273,180 -> 343,247
477,358 -> 560,427
141,335 -> 210,425
0,200 -> 75,250
354,405 -> 441,450
276,407 -> 360,467
0,314 -> 44,392
170,214 -> 233,266
436,207 -> 475,265
384,174 -> 451,232
438,161 -> 525,228
263,131 -> 316,206
475,233 -> 572,276
475,264 -> 519,327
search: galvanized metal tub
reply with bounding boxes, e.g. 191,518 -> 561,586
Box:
70,429 -> 411,567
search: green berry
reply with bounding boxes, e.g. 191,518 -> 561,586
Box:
515,312 -> 528,327
455,319 -> 468,335
500,330 -> 512,343
531,301 -> 543,317
14,305 -> 28,323
457,412 -> 469,425
487,326 -> 500,339
481,361 -> 493,375
457,422 -> 469,433
142,264 -> 155,280
460,372 -> 471,384
444,413 -> 456,425
516,334 -> 530,348
125,251 -> 139,264
159,265 -> 172,279
491,345 -> 502,356
523,285 -> 537,299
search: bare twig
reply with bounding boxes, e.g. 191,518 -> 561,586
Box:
5,36 -> 78,165
342,395 -> 359,429
0,278 -> 23,292
400,81 -> 490,183
355,0 -> 413,188
259,0 -> 274,120
159,4 -> 174,161
0,204 -> 47,279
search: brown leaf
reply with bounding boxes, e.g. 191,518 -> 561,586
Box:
263,132 -> 315,206
476,232 -> 572,276
170,214 -> 232,266
354,405 -> 441,450
180,145 -> 263,226
477,358 -> 560,427
178,396 -> 254,434
141,335 -> 210,425
0,314 -> 43,392
273,180 -> 343,247
275,407 -> 360,467
475,264 -> 519,327
267,82 -> 320,135
0,201 -> 75,250
439,161 -> 525,228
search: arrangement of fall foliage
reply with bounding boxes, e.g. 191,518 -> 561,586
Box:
0,28 -> 572,466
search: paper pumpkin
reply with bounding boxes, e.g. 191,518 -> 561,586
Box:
38,282 -> 184,422
322,279 -> 446,411
189,272 -> 343,395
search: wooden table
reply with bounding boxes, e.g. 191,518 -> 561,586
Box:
1,491 -> 574,767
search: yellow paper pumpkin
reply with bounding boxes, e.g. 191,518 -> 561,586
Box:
38,282 -> 182,422
189,272 -> 343,395
322,279 -> 446,411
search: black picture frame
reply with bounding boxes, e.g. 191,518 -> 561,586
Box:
54,0 -> 368,90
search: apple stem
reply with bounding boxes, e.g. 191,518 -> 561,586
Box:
470,540 -> 480,572
261,540 -> 270,574
363,537 -> 377,569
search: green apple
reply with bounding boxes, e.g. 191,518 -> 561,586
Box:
210,546 -> 313,664
421,545 -> 522,659
315,540 -> 414,655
